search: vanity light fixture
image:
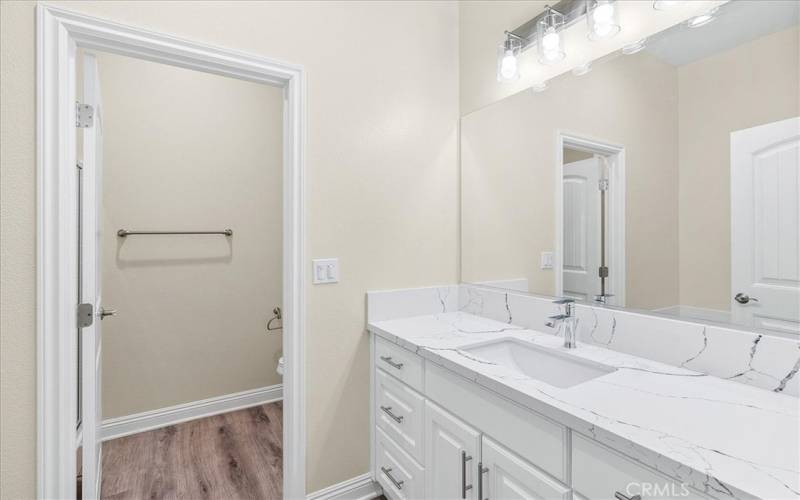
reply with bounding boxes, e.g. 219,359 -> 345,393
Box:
587,0 -> 621,41
537,6 -> 566,65
622,39 -> 646,55
652,0 -> 683,10
687,7 -> 718,28
497,32 -> 524,81
572,61 -> 591,76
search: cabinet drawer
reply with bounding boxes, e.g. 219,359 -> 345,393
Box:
376,368 -> 425,464
376,426 -> 425,500
425,363 -> 567,482
481,436 -> 570,500
573,433 -> 708,500
375,337 -> 424,392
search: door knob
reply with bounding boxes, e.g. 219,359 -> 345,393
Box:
734,293 -> 759,305
99,307 -> 117,319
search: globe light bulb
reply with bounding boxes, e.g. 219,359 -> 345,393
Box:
500,50 -> 518,79
593,3 -> 614,23
542,29 -> 560,51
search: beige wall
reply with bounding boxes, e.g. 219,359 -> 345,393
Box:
0,2 -> 37,498
0,1 -> 459,496
94,52 -> 284,418
677,26 -> 800,311
461,51 -> 680,309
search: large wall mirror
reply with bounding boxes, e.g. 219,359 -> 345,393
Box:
461,0 -> 799,336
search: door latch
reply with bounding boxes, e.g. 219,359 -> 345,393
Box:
77,303 -> 93,328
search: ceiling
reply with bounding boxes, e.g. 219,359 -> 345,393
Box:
646,0 -> 799,66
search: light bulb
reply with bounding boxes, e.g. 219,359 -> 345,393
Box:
588,1 -> 620,40
593,3 -> 614,23
542,29 -> 560,51
500,50 -> 518,79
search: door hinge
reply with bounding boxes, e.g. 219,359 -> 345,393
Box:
76,103 -> 94,128
598,179 -> 609,191
77,303 -> 94,328
598,266 -> 609,278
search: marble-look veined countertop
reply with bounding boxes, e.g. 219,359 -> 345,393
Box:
368,312 -> 800,500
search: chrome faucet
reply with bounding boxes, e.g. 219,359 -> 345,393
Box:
546,298 -> 577,349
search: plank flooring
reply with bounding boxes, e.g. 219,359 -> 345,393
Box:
101,402 -> 283,500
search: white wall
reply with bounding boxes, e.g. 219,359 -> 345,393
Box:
94,52 -> 284,419
0,1 -> 459,495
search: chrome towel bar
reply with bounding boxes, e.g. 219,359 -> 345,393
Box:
117,229 -> 233,237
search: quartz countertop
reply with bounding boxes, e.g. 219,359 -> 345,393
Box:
368,312 -> 800,500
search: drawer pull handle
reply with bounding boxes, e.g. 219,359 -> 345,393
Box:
478,462 -> 489,500
380,405 -> 404,423
381,466 -> 404,490
614,493 -> 641,500
380,356 -> 404,370
461,451 -> 473,499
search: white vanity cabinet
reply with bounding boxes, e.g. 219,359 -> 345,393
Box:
425,400 -> 481,499
371,335 -> 709,500
571,434 -> 707,500
481,436 -> 571,500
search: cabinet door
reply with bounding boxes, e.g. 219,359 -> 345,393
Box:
481,436 -> 570,500
425,401 -> 481,500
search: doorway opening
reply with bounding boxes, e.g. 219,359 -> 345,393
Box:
37,6 -> 306,498
555,133 -> 626,307
75,48 -> 286,498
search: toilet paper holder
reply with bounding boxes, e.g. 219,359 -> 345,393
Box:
267,306 -> 282,331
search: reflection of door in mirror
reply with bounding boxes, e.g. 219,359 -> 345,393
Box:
731,117 -> 800,336
562,154 -> 601,303
558,139 -> 625,308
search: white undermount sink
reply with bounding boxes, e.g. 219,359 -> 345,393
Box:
462,338 -> 617,388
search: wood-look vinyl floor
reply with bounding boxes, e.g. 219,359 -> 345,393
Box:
101,402 -> 283,500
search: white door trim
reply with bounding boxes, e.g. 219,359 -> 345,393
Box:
36,5 -> 307,498
555,132 -> 626,306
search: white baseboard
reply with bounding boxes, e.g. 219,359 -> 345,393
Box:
306,473 -> 382,500
102,384 -> 282,441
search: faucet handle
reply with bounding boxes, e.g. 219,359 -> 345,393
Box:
553,298 -> 575,304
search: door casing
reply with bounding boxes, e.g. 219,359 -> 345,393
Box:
555,132 -> 626,306
36,5 -> 307,498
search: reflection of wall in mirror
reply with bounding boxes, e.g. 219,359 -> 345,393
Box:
677,26 -> 800,313
461,48 -> 680,309
461,24 -> 799,315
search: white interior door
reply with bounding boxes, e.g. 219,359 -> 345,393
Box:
562,158 -> 602,301
81,52 -> 104,499
731,117 -> 800,336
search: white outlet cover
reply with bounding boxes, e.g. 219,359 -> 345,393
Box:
540,252 -> 554,270
312,258 -> 339,284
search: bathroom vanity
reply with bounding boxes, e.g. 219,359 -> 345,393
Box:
367,286 -> 799,500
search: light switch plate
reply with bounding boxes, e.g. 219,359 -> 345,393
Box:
540,252 -> 554,270
312,258 -> 339,284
